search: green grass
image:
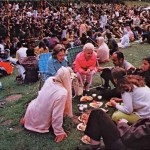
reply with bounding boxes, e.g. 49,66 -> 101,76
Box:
0,42 -> 149,150
125,1 -> 150,6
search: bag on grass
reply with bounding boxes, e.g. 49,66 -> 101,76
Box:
118,118 -> 150,149
72,77 -> 83,96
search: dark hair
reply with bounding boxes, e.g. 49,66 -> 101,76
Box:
17,42 -> 22,48
106,32 -> 112,39
52,44 -> 66,59
117,75 -> 145,93
143,56 -> 150,64
111,67 -> 126,80
26,48 -> 35,57
39,41 -> 46,49
113,51 -> 124,59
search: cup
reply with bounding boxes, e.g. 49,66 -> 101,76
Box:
92,93 -> 97,98
79,106 -> 84,111
97,95 -> 102,100
83,104 -> 88,109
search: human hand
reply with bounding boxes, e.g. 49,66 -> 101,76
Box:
110,99 -> 117,107
84,69 -> 90,75
55,133 -> 67,143
117,118 -> 128,124
97,67 -> 104,72
111,97 -> 122,102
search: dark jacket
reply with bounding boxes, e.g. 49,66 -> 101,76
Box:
118,118 -> 150,150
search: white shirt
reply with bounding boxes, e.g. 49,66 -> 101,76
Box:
121,34 -> 130,48
0,44 -> 4,52
16,47 -> 27,63
116,86 -> 150,118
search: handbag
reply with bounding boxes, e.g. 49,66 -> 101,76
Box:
72,77 -> 83,96
119,118 -> 150,149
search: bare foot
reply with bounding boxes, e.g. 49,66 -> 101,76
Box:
20,118 -> 25,126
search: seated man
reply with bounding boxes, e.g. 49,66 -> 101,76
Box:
96,37 -> 110,64
73,43 -> 97,91
0,49 -> 10,61
118,31 -> 130,48
99,51 -> 136,89
106,32 -> 119,56
141,25 -> 150,44
21,48 -> 38,83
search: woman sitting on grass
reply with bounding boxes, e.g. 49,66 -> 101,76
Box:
20,67 -> 74,143
136,56 -> 150,88
110,67 -> 150,124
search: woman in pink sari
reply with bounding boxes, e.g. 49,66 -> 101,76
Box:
21,67 -> 73,143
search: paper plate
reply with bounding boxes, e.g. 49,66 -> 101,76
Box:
81,135 -> 91,145
100,108 -> 109,113
80,96 -> 93,102
77,123 -> 86,131
78,116 -> 83,122
89,102 -> 103,108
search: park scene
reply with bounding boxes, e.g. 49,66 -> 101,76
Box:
0,0 -> 150,150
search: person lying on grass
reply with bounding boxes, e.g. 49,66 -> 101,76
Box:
20,67 -> 75,143
76,109 -> 150,150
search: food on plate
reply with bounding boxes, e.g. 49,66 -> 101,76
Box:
78,113 -> 89,122
81,135 -> 91,144
81,113 -> 89,120
89,101 -> 103,108
105,101 -> 113,107
80,96 -> 93,102
77,123 -> 86,131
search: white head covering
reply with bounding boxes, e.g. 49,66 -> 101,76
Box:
54,66 -> 73,117
97,37 -> 105,46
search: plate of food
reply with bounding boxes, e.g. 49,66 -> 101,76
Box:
80,96 -> 93,102
89,101 -> 103,108
105,101 -> 113,107
78,113 -> 89,123
81,135 -> 91,145
77,123 -> 86,131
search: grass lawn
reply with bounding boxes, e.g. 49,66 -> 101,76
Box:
0,42 -> 149,150
124,1 -> 150,6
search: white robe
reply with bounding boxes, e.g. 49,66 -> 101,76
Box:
24,67 -> 73,135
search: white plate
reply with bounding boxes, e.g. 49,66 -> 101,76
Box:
80,96 -> 93,102
100,108 -> 109,113
77,123 -> 86,131
81,135 -> 91,145
89,102 -> 103,108
78,116 -> 83,122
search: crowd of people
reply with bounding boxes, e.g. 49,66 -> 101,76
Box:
0,0 -> 150,149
